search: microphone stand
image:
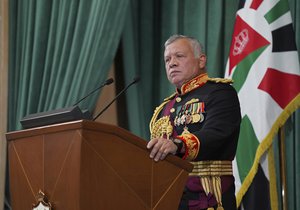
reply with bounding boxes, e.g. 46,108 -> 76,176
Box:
93,77 -> 140,121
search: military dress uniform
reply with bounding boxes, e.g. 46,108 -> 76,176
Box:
150,73 -> 241,210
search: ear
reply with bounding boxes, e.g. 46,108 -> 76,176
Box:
198,54 -> 207,70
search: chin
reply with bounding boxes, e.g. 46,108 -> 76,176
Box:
170,77 -> 183,87
173,81 -> 183,89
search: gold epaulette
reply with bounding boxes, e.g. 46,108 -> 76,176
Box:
207,77 -> 233,84
149,93 -> 176,135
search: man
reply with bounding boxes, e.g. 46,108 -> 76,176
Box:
147,35 -> 241,210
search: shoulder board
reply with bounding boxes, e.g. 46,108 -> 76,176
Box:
207,77 -> 233,84
163,92 -> 176,101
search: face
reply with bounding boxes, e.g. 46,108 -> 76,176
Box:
164,38 -> 206,88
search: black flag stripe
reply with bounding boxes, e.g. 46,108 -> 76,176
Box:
272,23 -> 297,52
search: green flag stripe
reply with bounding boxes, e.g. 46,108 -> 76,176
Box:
264,0 -> 289,24
232,46 -> 268,92
236,115 -> 260,182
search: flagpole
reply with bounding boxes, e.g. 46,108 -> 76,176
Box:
279,126 -> 288,210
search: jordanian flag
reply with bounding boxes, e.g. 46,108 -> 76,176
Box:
225,0 -> 300,209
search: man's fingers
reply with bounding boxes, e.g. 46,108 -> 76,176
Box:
147,138 -> 158,149
148,139 -> 162,158
159,151 -> 168,161
154,148 -> 169,162
148,138 -> 176,161
149,145 -> 159,159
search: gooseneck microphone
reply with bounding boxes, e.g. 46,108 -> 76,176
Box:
73,78 -> 114,106
93,76 -> 140,121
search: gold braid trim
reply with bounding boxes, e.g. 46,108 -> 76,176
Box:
163,92 -> 176,101
176,133 -> 200,160
190,160 -> 232,210
189,160 -> 233,176
149,93 -> 176,137
207,77 -> 234,84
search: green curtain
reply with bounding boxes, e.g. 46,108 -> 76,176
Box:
276,111 -> 300,210
8,0 -> 129,131
121,0 -> 300,210
288,1 -> 300,208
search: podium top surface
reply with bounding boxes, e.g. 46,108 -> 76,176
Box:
6,120 -> 193,172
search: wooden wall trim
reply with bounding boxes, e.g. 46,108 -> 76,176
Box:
0,0 -> 9,209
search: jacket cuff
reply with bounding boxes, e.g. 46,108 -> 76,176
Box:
176,133 -> 200,160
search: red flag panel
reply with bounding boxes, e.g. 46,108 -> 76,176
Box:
258,68 -> 300,108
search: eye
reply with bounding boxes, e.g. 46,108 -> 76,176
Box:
165,57 -> 170,63
176,54 -> 184,58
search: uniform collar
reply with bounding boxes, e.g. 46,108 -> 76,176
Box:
177,73 -> 208,95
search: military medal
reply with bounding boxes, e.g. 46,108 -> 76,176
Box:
180,114 -> 186,125
199,113 -> 204,122
174,116 -> 178,126
177,114 -> 181,125
184,107 -> 192,124
186,113 -> 192,124
199,102 -> 205,122
190,102 -> 206,123
191,102 -> 199,123
192,113 -> 201,123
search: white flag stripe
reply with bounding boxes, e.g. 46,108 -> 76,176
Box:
233,158 -> 242,193
269,11 -> 293,31
243,0 -> 253,9
239,87 -> 282,141
270,52 -> 300,75
260,153 -> 270,179
254,0 -> 281,18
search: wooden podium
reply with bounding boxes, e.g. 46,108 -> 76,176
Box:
6,120 -> 193,210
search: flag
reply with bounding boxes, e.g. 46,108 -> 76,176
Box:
225,0 -> 300,209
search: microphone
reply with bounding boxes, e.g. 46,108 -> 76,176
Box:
93,76 -> 140,121
73,78 -> 114,106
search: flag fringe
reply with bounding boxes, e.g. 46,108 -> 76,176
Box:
236,94 -> 300,207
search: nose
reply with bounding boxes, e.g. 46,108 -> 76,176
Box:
169,57 -> 178,68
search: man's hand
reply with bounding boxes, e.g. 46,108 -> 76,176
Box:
147,138 -> 177,162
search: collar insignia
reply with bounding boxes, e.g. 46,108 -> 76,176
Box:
179,73 -> 208,95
